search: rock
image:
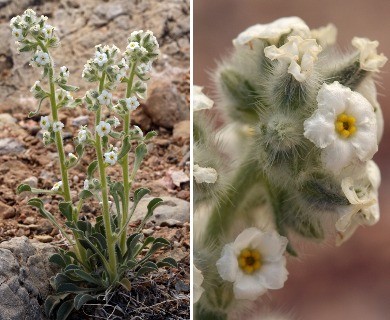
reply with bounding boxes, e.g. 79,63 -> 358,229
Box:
71,115 -> 89,127
0,113 -> 17,124
0,201 -> 15,219
21,176 -> 38,189
132,196 -> 189,226
23,217 -> 37,225
0,138 -> 25,155
90,2 -> 126,27
34,235 -> 54,243
142,228 -> 155,237
64,143 -> 74,154
160,219 -> 184,227
144,69 -> 189,129
173,120 -> 190,140
170,170 -> 190,187
0,237 -> 58,320
37,220 -> 54,234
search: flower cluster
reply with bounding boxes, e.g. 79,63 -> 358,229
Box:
194,16 -> 387,319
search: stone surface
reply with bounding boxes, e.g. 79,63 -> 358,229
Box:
0,201 -> 15,219
173,120 -> 190,140
144,68 -> 189,129
132,196 -> 190,226
0,138 -> 25,155
71,115 -> 89,127
0,237 -> 58,320
21,176 -> 38,189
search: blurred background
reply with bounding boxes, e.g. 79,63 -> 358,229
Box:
194,1 -> 390,319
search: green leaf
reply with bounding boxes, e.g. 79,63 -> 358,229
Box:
102,135 -> 108,148
74,294 -> 95,311
28,198 -> 62,231
131,143 -> 147,177
75,144 -> 83,158
28,96 -> 48,118
56,299 -> 75,320
157,257 -> 178,268
49,253 -> 67,268
44,294 -> 70,318
127,233 -> 143,258
79,189 -> 93,199
17,184 -> 32,194
118,277 -> 132,291
58,202 -> 73,221
137,261 -> 158,277
144,198 -> 163,222
57,283 -> 92,294
133,188 -> 150,205
144,130 -> 157,141
117,136 -> 131,161
109,131 -> 123,139
73,270 -> 102,286
87,160 -> 98,178
58,83 -> 79,92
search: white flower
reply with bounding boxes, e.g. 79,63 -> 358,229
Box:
352,37 -> 387,72
51,181 -> 63,191
310,23 -> 337,47
140,46 -> 148,55
336,161 -> 380,245
137,62 -> 152,74
68,153 -> 77,162
193,164 -> 218,184
216,228 -> 288,300
233,17 -> 310,47
12,27 -> 23,40
30,80 -> 41,92
52,121 -> 64,132
112,116 -> 120,128
133,125 -> 143,137
35,51 -> 50,66
78,129 -> 87,143
94,52 -> 108,67
125,96 -> 140,111
83,179 -> 89,190
97,90 -> 112,105
60,66 -> 69,78
127,41 -> 140,52
193,265 -> 205,304
356,78 -> 384,142
193,86 -> 214,112
39,116 -> 50,130
104,151 -> 117,165
42,24 -> 54,38
264,35 -> 322,82
96,121 -> 111,137
304,82 -> 377,174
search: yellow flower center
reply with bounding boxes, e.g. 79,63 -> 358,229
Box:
238,248 -> 262,274
335,113 -> 356,138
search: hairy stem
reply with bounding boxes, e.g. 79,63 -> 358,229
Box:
95,72 -> 117,282
119,61 -> 137,252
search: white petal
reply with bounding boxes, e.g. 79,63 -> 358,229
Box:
193,86 -> 214,112
311,23 -> 337,47
316,82 -> 348,115
233,272 -> 267,300
193,265 -> 205,303
303,109 -> 337,148
321,139 -> 355,174
260,258 -> 288,289
255,231 -> 288,262
366,160 -> 381,190
216,244 -> 239,282
288,59 -> 306,82
233,227 -> 263,252
233,17 -> 310,46
193,164 -> 218,184
352,37 -> 387,72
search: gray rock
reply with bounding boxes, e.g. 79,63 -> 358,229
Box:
173,120 -> 190,140
90,2 -> 126,27
71,115 -> 89,127
0,138 -> 25,155
0,201 -> 15,219
0,237 -> 58,320
132,196 -> 189,226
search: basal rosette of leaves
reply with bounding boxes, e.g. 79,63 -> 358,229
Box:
11,9 -> 177,320
194,17 -> 387,319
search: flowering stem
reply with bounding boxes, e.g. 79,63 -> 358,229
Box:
37,40 -> 71,202
95,71 -> 117,282
119,61 -> 137,252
